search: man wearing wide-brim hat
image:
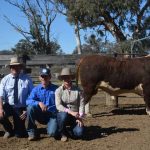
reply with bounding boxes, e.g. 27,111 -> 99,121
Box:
58,67 -> 75,81
0,56 -> 34,139
55,67 -> 85,142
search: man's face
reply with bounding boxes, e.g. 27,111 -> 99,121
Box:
10,65 -> 22,76
39,75 -> 51,87
63,76 -> 72,86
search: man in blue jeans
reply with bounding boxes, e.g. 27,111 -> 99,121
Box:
26,68 -> 58,141
0,57 -> 33,139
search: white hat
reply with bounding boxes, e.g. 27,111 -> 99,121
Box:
9,57 -> 23,66
58,67 -> 75,80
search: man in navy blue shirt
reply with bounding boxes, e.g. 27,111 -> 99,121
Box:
26,68 -> 58,141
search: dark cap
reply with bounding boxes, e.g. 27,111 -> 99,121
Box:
40,68 -> 51,76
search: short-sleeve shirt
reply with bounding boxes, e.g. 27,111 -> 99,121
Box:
0,73 -> 34,108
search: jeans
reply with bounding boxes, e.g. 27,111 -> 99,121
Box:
57,112 -> 84,138
0,103 -> 26,137
26,105 -> 58,137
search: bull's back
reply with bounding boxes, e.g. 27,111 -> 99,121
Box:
78,55 -> 148,90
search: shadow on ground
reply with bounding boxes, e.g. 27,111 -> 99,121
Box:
33,125 -> 139,141
83,126 -> 139,141
0,131 -> 4,137
92,104 -> 146,118
111,104 -> 146,115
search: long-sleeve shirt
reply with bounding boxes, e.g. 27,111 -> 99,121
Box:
26,83 -> 58,113
55,84 -> 85,115
0,73 -> 33,108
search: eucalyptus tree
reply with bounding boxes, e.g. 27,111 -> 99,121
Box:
54,0 -> 82,54
11,39 -> 35,56
55,0 -> 150,53
5,0 -> 62,54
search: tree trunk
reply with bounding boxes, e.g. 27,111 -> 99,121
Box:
74,21 -> 82,54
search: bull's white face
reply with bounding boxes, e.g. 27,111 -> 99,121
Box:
98,81 -> 143,96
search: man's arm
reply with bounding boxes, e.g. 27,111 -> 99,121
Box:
28,77 -> 34,93
0,97 -> 4,118
26,87 -> 39,106
0,78 -> 6,119
26,86 -> 47,111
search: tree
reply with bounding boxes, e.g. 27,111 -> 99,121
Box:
73,34 -> 107,54
11,39 -> 63,56
5,0 -> 62,54
55,0 -> 150,53
53,0 -> 82,54
11,39 -> 35,56
0,50 -> 13,54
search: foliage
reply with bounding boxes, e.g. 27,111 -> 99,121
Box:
11,39 -> 63,56
5,0 -> 62,54
11,39 -> 34,56
0,50 -> 13,54
73,34 -> 107,54
55,0 -> 150,53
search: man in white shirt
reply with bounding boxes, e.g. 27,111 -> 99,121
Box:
0,57 -> 33,138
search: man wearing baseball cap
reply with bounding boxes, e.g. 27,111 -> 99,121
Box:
0,56 -> 34,139
26,68 -> 58,141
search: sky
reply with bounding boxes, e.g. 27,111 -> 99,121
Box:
0,0 -> 85,54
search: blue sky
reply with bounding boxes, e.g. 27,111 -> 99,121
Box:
0,0 -> 85,54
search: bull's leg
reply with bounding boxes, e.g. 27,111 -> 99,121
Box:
83,92 -> 93,104
143,95 -> 150,115
143,86 -> 150,115
83,85 -> 98,104
81,82 -> 99,117
85,102 -> 92,117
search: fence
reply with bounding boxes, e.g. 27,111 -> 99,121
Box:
0,54 -> 145,107
0,54 -> 83,85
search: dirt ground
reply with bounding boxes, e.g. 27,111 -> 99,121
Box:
0,92 -> 150,150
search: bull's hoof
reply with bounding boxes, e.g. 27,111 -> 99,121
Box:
146,108 -> 150,115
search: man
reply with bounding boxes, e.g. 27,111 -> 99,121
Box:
26,68 -> 58,141
0,57 -> 34,138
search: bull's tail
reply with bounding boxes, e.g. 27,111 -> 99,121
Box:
76,57 -> 84,87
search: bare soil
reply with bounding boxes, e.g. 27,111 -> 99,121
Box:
0,92 -> 150,150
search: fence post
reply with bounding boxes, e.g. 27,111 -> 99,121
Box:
105,93 -> 118,107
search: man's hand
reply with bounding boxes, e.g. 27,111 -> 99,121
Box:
20,111 -> 27,120
0,99 -> 4,119
0,108 -> 5,119
76,119 -> 84,127
39,102 -> 47,112
69,111 -> 79,118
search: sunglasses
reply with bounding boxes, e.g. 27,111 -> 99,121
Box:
62,76 -> 72,80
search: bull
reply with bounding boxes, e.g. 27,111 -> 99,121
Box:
76,55 -> 150,115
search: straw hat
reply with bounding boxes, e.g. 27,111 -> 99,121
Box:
9,57 -> 23,66
58,67 -> 75,80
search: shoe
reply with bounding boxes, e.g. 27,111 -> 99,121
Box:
15,131 -> 28,138
3,132 -> 12,139
61,135 -> 68,142
28,135 -> 36,141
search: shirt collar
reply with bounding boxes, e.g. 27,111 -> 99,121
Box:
11,73 -> 22,78
40,82 -> 51,89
